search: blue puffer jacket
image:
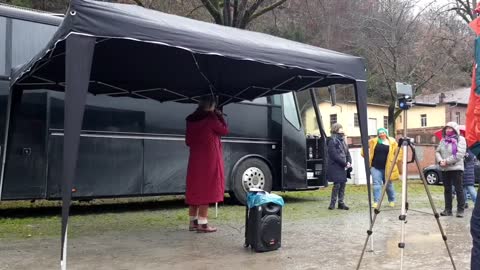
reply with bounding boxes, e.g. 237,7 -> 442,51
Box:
464,149 -> 476,186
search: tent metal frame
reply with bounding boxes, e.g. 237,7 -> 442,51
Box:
1,10 -> 373,268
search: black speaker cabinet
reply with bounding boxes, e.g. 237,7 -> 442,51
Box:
244,202 -> 282,252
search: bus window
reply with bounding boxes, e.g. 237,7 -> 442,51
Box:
11,19 -> 56,68
270,95 -> 282,106
241,96 -> 267,104
282,92 -> 301,129
0,17 -> 6,76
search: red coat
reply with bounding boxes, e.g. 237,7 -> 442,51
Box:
185,110 -> 228,205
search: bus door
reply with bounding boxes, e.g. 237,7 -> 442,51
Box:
281,92 -> 307,189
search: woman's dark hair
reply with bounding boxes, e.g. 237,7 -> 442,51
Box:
198,96 -> 216,111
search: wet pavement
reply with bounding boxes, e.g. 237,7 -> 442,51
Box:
0,207 -> 472,270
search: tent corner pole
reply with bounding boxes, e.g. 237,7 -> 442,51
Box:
60,34 -> 96,270
353,81 -> 373,223
0,86 -> 23,201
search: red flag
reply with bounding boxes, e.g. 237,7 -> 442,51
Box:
466,64 -> 480,147
469,18 -> 480,35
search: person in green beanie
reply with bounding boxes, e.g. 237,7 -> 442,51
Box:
362,127 -> 402,208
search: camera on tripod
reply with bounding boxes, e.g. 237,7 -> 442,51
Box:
396,82 -> 413,110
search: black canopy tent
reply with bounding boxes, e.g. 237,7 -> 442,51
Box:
3,0 -> 372,268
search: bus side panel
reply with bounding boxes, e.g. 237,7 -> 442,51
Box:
46,136 -> 144,199
2,93 -> 47,200
46,95 -> 146,199
143,139 -> 188,194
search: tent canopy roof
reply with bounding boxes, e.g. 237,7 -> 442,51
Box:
11,0 -> 366,104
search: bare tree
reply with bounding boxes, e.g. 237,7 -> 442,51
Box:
130,0 -> 287,28
450,0 -> 478,23
189,0 -> 288,28
354,0 -> 466,134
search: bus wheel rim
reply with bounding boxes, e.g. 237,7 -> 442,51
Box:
242,167 -> 265,192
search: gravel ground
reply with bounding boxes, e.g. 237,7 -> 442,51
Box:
0,205 -> 473,270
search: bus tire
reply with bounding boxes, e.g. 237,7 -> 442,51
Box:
230,158 -> 272,205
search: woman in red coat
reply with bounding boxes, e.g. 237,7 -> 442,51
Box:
185,96 -> 228,233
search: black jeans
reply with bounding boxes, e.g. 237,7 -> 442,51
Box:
330,182 -> 346,205
472,185 -> 480,270
442,170 -> 465,212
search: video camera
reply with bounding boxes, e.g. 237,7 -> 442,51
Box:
396,82 -> 413,110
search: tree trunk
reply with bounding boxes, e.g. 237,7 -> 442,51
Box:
388,102 -> 396,137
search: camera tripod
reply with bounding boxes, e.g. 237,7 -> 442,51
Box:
356,108 -> 456,270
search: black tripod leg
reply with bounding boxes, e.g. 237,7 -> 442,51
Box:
412,151 -> 456,270
356,145 -> 402,270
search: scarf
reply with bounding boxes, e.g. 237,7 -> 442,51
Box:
443,134 -> 458,157
332,133 -> 348,153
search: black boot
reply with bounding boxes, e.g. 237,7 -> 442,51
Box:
338,203 -> 349,210
440,210 -> 453,216
465,203 -> 469,209
456,211 -> 464,218
328,202 -> 335,210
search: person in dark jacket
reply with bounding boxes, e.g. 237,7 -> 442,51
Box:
185,96 -> 228,233
463,149 -> 478,209
472,194 -> 480,270
327,123 -> 352,210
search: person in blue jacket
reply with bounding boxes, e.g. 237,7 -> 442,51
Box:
327,123 -> 352,210
463,149 -> 477,209
472,189 -> 480,270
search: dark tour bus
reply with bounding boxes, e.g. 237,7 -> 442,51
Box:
0,4 -> 327,205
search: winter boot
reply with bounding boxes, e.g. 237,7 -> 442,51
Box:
440,210 -> 453,216
328,202 -> 335,210
338,203 -> 350,210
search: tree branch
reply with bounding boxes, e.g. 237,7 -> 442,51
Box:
249,0 -> 287,22
240,0 -> 265,29
232,0 -> 239,26
449,7 -> 473,24
132,0 -> 144,7
200,0 -> 224,24
185,4 -> 205,17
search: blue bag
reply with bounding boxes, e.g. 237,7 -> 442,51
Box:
247,190 -> 284,209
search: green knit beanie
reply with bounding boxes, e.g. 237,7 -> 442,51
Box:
377,128 -> 389,144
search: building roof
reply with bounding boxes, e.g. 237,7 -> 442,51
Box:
316,100 -> 390,107
414,87 -> 470,105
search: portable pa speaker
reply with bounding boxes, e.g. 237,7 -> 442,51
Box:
244,202 -> 282,252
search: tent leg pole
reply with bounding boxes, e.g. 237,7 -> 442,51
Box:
353,81 -> 374,255
60,34 -> 96,270
0,87 -> 22,201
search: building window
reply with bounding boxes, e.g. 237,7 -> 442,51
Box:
330,114 -> 337,127
354,113 -> 359,127
455,112 -> 461,124
383,116 -> 388,128
421,114 -> 427,127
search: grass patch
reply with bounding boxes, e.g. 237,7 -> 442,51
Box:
0,180 -> 445,240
